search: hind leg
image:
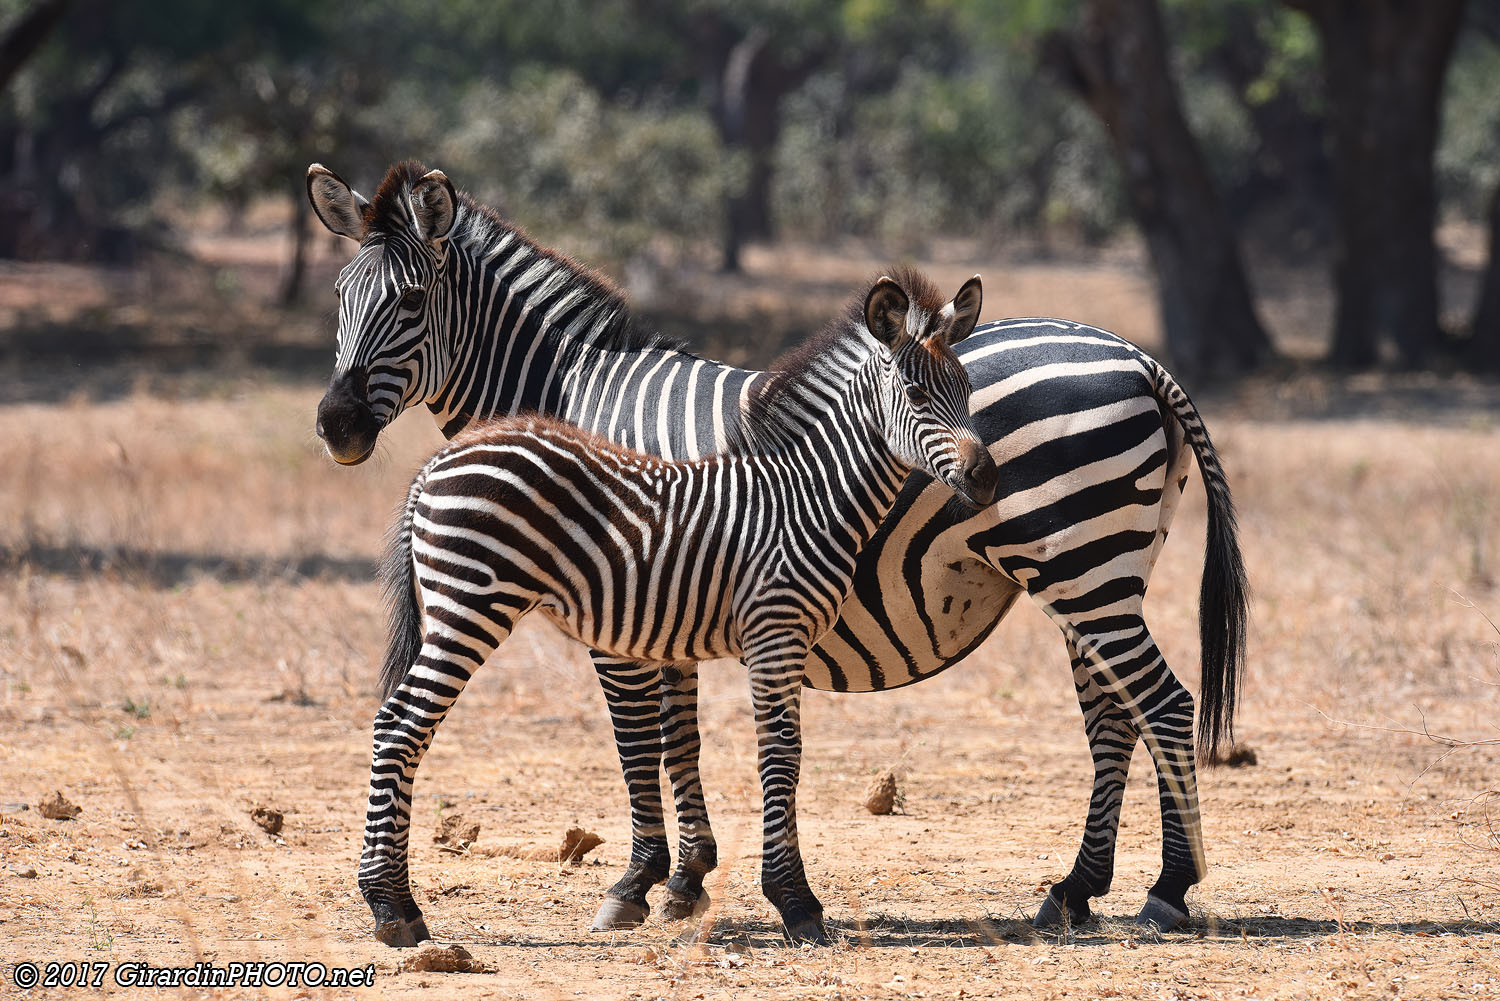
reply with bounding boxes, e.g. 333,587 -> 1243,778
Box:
1040,611 -> 1205,931
590,655 -> 671,931
359,616 -> 508,947
657,662 -> 717,921
1035,643 -> 1139,928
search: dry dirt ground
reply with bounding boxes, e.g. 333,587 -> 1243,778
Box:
2,238 -> 1499,999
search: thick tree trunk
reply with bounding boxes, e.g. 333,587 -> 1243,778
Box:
1285,0 -> 1464,368
715,29 -> 772,273
1045,0 -> 1274,378
701,25 -> 826,272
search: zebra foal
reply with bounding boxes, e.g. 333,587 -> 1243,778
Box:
361,271 -> 998,946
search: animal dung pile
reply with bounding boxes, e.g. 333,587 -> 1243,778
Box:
396,943 -> 490,974
434,814 -> 482,850
1214,744 -> 1259,768
862,771 -> 901,815
37,791 -> 81,820
251,807 -> 284,835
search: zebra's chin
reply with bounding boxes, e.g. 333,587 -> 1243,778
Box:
327,444 -> 375,466
316,413 -> 382,465
948,484 -> 993,510
940,438 -> 999,510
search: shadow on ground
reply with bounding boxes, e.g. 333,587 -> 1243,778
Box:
1,542 -> 375,587
442,912 -> 1500,952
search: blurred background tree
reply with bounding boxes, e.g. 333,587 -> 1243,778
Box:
2,0 -> 1499,375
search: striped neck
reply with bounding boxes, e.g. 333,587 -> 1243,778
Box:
424,205 -> 754,445
754,356 -> 909,544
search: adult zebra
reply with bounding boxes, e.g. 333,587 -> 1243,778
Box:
308,161 -> 1248,939
364,271 -> 997,946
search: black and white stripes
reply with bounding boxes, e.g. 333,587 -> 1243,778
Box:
357,273 -> 997,946
308,161 -> 1248,939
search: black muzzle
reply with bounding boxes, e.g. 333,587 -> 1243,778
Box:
316,367 -> 381,465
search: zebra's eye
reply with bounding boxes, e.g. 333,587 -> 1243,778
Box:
399,287 -> 427,311
904,383 -> 930,407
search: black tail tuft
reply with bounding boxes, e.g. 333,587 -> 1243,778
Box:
1196,470 -> 1249,762
1149,361 -> 1250,764
378,478 -> 426,700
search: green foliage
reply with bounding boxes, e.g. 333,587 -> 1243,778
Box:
1240,9 -> 1321,109
1439,35 -> 1500,220
1,0 -> 1496,267
775,58 -> 1121,244
432,69 -> 727,262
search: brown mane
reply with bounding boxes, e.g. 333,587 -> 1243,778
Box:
363,160 -> 679,357
724,268 -> 944,457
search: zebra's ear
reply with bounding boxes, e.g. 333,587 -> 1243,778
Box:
944,274 -> 983,345
865,276 -> 911,349
306,164 -> 369,241
410,169 -> 457,243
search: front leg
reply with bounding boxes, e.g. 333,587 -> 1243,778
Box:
744,634 -> 826,944
590,655 -> 672,931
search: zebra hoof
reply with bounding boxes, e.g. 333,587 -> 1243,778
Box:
406,916 -> 432,943
1034,887 -> 1091,928
373,917 -> 420,948
1136,895 -> 1189,933
661,888 -> 710,922
590,897 -> 650,932
783,915 -> 829,946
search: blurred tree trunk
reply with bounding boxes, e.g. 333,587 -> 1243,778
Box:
693,20 -> 827,272
279,175 -> 312,306
1283,0 -> 1465,368
715,28 -> 774,272
1044,0 -> 1273,377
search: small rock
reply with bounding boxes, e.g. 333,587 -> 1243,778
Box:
434,814 -> 480,850
863,771 -> 900,815
251,807 -> 283,836
397,943 -> 490,974
9,864 -> 38,879
37,791 -> 81,821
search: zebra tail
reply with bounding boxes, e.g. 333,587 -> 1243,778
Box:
1151,362 -> 1250,763
378,472 -> 427,700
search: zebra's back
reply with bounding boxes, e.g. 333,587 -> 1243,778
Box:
411,418 -> 762,664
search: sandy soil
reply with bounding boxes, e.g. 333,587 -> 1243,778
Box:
1,380 -> 1497,1001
